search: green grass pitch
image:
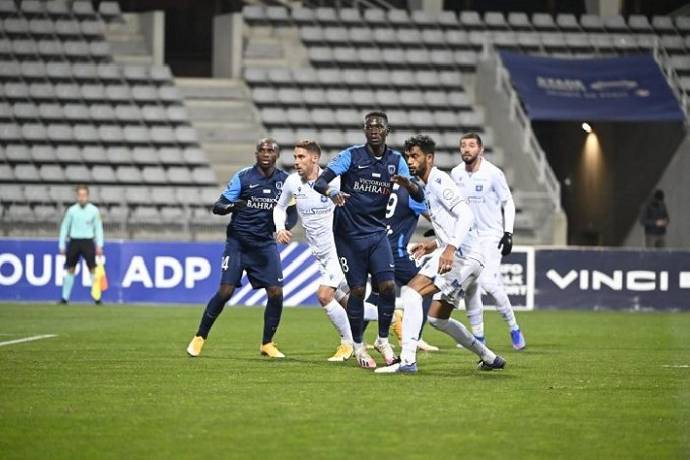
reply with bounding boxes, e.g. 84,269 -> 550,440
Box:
1,304 -> 688,459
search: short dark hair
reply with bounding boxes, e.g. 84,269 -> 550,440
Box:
75,184 -> 89,193
654,189 -> 664,201
364,111 -> 388,123
460,132 -> 483,147
295,139 -> 321,156
404,134 -> 436,155
256,137 -> 279,152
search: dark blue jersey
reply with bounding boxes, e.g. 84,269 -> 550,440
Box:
386,183 -> 427,258
222,165 -> 289,245
323,144 -> 414,238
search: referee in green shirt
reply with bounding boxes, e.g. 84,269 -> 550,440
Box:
58,184 -> 104,304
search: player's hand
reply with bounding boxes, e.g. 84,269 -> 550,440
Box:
438,245 -> 455,274
95,246 -> 103,256
276,229 -> 292,244
232,199 -> 248,210
328,190 -> 350,207
409,240 -> 437,259
391,174 -> 411,187
498,232 -> 513,256
655,219 -> 668,227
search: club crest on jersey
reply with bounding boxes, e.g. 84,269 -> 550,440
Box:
387,164 -> 396,175
276,181 -> 283,190
435,177 -> 442,184
475,184 -> 483,192
320,195 -> 328,203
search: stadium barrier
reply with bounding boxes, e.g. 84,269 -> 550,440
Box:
0,239 -> 688,310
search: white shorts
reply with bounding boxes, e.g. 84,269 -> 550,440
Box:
477,237 -> 503,288
419,247 -> 483,305
315,247 -> 347,291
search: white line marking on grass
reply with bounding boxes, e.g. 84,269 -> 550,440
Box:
661,365 -> 690,368
0,334 -> 57,347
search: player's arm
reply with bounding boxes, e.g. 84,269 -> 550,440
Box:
494,169 -> 515,256
391,157 -> 424,202
94,208 -> 104,256
274,180 -> 294,244
314,151 -> 351,206
213,172 -> 247,215
58,208 -> 72,254
438,180 -> 474,274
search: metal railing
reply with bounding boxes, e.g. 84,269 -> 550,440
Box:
652,40 -> 689,123
493,53 -> 562,211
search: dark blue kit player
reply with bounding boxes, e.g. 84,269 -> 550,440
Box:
187,138 -> 296,359
314,111 -> 424,369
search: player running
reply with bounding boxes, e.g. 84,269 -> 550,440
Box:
451,133 -> 526,350
58,184 -> 104,304
314,111 -> 425,369
187,138 -> 296,359
273,139 -> 354,362
365,176 -> 439,352
376,135 -> 506,374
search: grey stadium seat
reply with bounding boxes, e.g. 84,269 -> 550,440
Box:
21,123 -> 48,142
2,184 -> 25,202
174,187 -> 201,205
485,12 -> 508,29
532,13 -> 557,30
38,39 -> 64,59
166,106 -> 188,124
24,185 -> 48,202
81,145 -> 107,163
74,124 -> 100,143
56,145 -> 82,163
98,124 -> 124,143
30,145 -> 57,163
4,144 -> 30,162
125,186 -> 152,205
39,164 -> 66,182
55,19 -> 81,37
132,147 -> 158,164
64,164 -> 92,182
116,166 -> 143,183
99,186 -> 125,204
0,164 -> 15,181
158,147 -> 185,165
90,104 -> 117,122
14,164 -> 41,181
123,125 -> 151,144
0,123 -> 22,142
99,1 -> 122,21
192,167 -> 216,185
63,103 -> 90,122
142,166 -> 167,184
160,207 -> 187,222
150,126 -> 176,144
183,147 -> 207,165
104,146 -> 133,164
12,102 -> 39,120
116,104 -> 143,123
141,105 -> 167,123
167,166 -> 193,184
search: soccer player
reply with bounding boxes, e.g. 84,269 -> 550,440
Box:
187,138 -> 296,359
366,177 -> 439,352
376,135 -> 506,374
450,133 -> 526,350
58,184 -> 104,304
313,111 -> 425,369
273,139 -> 354,362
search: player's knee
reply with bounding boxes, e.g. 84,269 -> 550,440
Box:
266,286 -> 283,300
317,287 -> 334,306
378,280 -> 396,297
428,316 -> 447,330
349,286 -> 366,299
217,284 -> 234,301
65,266 -> 76,274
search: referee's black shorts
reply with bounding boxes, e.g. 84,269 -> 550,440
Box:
65,239 -> 96,270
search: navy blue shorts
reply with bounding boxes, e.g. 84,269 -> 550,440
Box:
334,232 -> 394,288
219,237 -> 283,289
393,254 -> 421,286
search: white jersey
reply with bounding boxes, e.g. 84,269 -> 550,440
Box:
451,158 -> 514,240
424,166 -> 482,262
274,169 -> 339,257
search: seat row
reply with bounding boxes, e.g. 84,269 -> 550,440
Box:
0,0 -> 121,21
0,163 -> 216,185
0,37 -> 111,61
243,5 -> 690,35
0,144 -> 207,165
0,122 -> 198,145
251,87 -> 473,110
1,184 -> 218,206
0,60 -> 173,83
244,67 -> 465,90
0,81 -> 182,103
0,101 -> 189,125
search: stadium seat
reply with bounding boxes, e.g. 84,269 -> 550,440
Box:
4,144 -> 30,162
56,145 -> 82,163
99,186 -> 125,204
30,145 -> 57,163
91,165 -> 116,183
81,146 -> 107,164
104,146 -> 133,164
98,2 -> 123,22
485,12 -> 508,30
39,164 -> 66,182
64,164 -> 92,183
1,184 -> 25,203
132,147 -> 159,165
142,166 -> 167,184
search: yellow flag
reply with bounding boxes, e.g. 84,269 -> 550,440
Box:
91,263 -> 107,301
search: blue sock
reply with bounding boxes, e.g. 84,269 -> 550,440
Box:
347,293 -> 364,343
420,295 -> 432,337
196,293 -> 227,339
61,272 -> 75,301
262,293 -> 283,344
377,288 -> 395,338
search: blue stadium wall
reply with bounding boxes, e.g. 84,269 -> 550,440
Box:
0,239 -> 688,310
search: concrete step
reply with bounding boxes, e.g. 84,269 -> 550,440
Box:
185,99 -> 257,123
113,55 -> 153,65
110,41 -> 149,56
202,142 -> 258,164
176,78 -> 248,100
193,121 -> 263,144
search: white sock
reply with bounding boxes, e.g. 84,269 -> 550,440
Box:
324,299 -> 353,343
363,302 -> 379,321
354,341 -> 365,354
429,316 -> 496,363
486,283 -> 519,331
400,286 -> 423,365
375,336 -> 388,345
465,282 -> 485,338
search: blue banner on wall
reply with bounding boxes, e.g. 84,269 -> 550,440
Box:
535,248 -> 690,310
0,239 -> 320,306
500,51 -> 685,122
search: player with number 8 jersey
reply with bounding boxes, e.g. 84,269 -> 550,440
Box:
186,138 -> 297,359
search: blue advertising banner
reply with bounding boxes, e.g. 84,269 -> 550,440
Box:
479,246 -> 534,310
500,51 -> 685,122
535,248 -> 690,310
0,239 -> 320,306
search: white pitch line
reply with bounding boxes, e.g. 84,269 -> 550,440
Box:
661,365 -> 690,368
0,334 -> 57,347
